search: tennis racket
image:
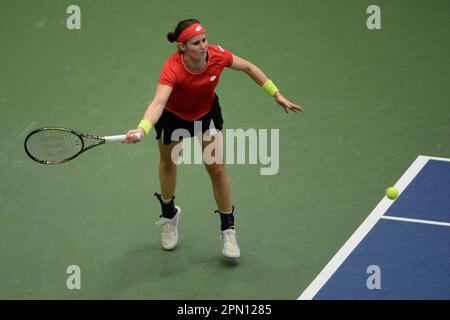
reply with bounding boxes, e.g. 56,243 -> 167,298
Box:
24,127 -> 141,165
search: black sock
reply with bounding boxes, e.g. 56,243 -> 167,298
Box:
215,206 -> 235,231
154,193 -> 177,219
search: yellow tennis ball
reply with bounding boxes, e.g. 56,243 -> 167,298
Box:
386,187 -> 398,200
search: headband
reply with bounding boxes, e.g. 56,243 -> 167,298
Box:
177,23 -> 206,43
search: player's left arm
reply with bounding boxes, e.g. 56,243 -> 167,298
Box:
229,54 -> 303,113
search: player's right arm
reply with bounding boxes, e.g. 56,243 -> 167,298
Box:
124,84 -> 172,144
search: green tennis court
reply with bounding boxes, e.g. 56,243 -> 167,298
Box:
1,0 -> 449,299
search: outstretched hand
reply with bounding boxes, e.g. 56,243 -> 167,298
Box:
274,92 -> 303,113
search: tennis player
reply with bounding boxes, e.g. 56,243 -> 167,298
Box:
125,19 -> 302,259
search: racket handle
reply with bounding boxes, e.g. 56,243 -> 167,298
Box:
105,132 -> 142,143
105,134 -> 126,142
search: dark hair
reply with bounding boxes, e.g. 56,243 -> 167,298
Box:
166,18 -> 200,43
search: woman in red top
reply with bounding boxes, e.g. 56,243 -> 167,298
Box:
125,19 -> 302,259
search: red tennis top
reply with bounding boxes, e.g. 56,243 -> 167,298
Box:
158,45 -> 234,121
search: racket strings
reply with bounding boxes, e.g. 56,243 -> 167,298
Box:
26,130 -> 83,163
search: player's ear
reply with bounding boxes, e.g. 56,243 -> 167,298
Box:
178,42 -> 186,52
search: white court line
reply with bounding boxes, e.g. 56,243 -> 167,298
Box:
381,215 -> 450,227
418,155 -> 450,162
298,155 -> 450,300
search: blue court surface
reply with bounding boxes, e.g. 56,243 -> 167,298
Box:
299,156 -> 450,300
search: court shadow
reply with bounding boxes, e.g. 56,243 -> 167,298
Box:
100,242 -> 189,299
203,254 -> 240,268
220,257 -> 240,268
99,241 -> 240,299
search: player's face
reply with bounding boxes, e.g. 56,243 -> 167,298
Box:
185,34 -> 208,60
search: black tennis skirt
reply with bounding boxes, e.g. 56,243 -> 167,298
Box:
154,94 -> 224,145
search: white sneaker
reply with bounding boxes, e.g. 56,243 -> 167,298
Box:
155,206 -> 181,250
221,228 -> 240,259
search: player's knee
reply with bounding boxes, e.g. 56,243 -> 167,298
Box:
205,164 -> 227,181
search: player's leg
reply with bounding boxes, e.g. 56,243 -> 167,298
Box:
158,139 -> 180,201
155,139 -> 182,250
202,131 -> 232,213
202,131 -> 240,259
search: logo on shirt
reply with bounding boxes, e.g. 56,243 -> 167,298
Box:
210,76 -> 217,81
218,45 -> 225,52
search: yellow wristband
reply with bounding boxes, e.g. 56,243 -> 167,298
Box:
262,80 -> 279,97
138,118 -> 152,135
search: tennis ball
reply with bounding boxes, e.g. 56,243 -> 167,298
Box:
386,187 -> 398,200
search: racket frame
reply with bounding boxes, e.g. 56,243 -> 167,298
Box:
24,127 -> 124,165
